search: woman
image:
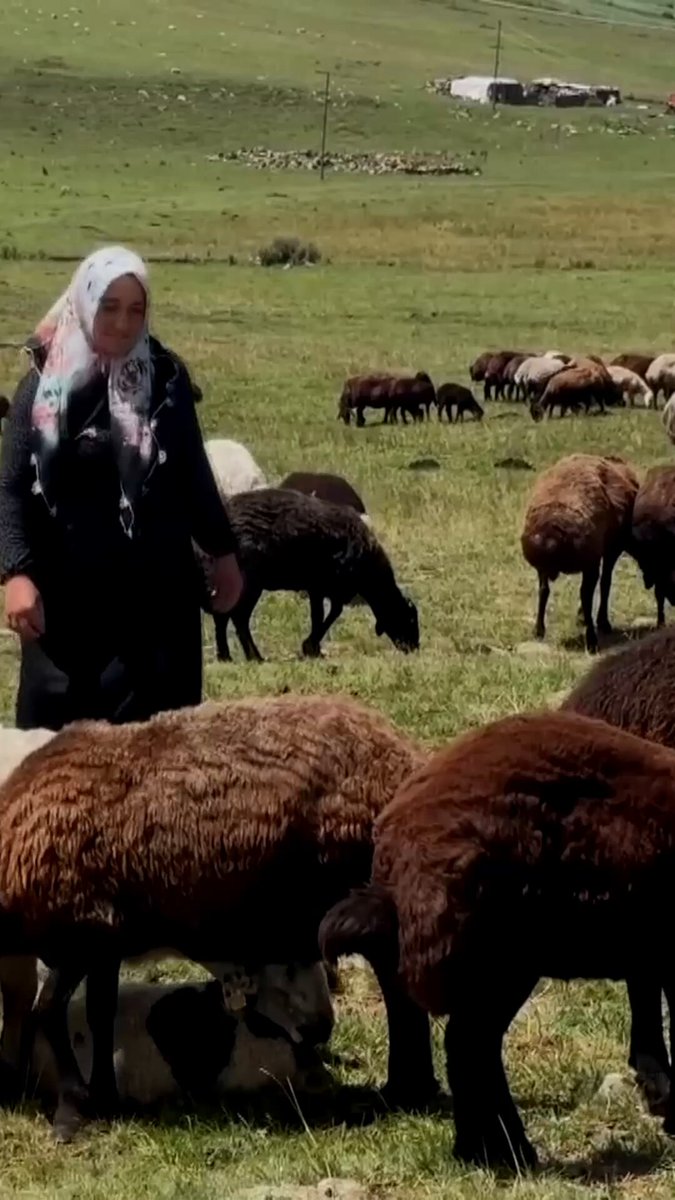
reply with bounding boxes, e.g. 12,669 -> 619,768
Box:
0,246 -> 243,730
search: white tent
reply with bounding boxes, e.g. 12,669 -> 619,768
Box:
449,75 -> 520,103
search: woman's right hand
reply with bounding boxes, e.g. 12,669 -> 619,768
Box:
5,575 -> 45,641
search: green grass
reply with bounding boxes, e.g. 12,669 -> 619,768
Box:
3,0 -> 675,1195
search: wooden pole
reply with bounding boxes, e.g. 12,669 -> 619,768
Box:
492,21 -> 502,110
319,71 -> 331,180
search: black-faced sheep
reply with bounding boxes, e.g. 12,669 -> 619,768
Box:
321,709 -> 675,1169
435,384 -> 483,423
31,968 -> 332,1110
0,693 -> 433,1139
205,439 -> 267,497
205,489 -> 418,661
521,453 -> 640,653
628,466 -> 675,627
279,472 -> 369,521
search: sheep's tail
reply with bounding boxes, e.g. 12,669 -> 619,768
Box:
319,884 -> 399,974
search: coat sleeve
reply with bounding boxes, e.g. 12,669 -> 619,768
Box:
0,371 -> 39,582
172,366 -> 238,558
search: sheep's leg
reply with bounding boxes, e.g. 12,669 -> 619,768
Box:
302,596 -> 343,658
580,564 -> 600,653
356,405 -> 366,427
627,976 -> 670,1115
86,958 -> 120,1118
213,613 -> 232,662
656,583 -> 667,628
302,594 -> 326,659
36,961 -> 90,1142
534,572 -> 550,640
597,548 -> 620,636
377,975 -> 438,1108
0,956 -> 38,1102
447,974 -> 538,1169
231,589 -> 264,662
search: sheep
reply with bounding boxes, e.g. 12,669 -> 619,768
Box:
513,355 -> 567,403
204,439 -> 267,497
501,354 -> 529,401
30,968 -> 333,1110
483,350 -> 533,402
611,353 -> 653,382
338,373 -> 435,427
435,383 -> 483,423
606,364 -> 654,408
646,354 -> 675,406
664,395 -> 675,444
521,453 -> 640,653
204,489 -> 419,661
531,362 -> 620,421
279,472 -> 369,522
0,693 -> 433,1139
468,351 -> 494,385
627,466 -> 675,627
385,373 -> 436,424
320,709 -> 675,1169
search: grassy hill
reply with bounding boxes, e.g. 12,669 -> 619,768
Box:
3,1 -> 675,1198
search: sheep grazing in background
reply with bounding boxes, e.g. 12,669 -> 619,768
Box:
531,362 -> 619,421
206,489 -> 418,661
628,466 -> 675,627
205,438 -> 267,497
501,354 -> 529,401
0,693 -> 432,1140
664,395 -> 675,444
483,350 -> 534,402
611,353 -> 653,382
513,354 -> 567,404
606,364 -> 654,408
338,373 -> 435,427
31,968 -> 332,1111
468,351 -> 494,386
435,383 -> 483,423
320,710 -> 675,1169
646,354 -> 675,406
280,472 -> 369,522
521,453 -> 640,652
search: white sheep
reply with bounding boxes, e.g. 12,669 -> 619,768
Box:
205,438 -> 267,498
606,365 -> 654,408
30,967 -> 333,1109
514,355 -> 567,402
662,395 -> 675,443
646,355 -> 675,406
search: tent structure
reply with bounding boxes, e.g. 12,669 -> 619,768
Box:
449,75 -> 524,104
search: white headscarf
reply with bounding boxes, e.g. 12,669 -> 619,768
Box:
31,246 -> 156,538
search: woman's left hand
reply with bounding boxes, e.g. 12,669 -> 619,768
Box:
210,553 -> 244,614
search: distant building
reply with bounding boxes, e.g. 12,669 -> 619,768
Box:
448,75 -> 525,105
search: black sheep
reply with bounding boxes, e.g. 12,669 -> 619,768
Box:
436,383 -> 483,423
279,471 -> 368,517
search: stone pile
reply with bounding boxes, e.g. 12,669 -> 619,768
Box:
206,147 -> 480,176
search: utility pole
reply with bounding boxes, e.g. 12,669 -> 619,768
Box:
492,20 -> 502,110
319,70 -> 331,180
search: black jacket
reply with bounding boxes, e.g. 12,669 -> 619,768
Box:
0,338 -> 234,655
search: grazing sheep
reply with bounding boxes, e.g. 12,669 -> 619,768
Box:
513,355 -> 567,403
338,374 -> 392,426
31,968 -> 332,1109
280,472 -> 369,521
338,373 -> 435,427
205,439 -> 267,497
646,354 -> 675,406
531,362 -> 619,421
611,353 -> 653,382
0,693 -> 432,1139
435,383 -> 483,423
606,365 -> 654,408
628,467 -> 675,627
521,453 -> 640,652
483,351 -> 533,402
664,395 -> 675,444
204,489 -> 418,661
501,354 -> 529,400
468,351 -> 494,385
321,709 -> 675,1169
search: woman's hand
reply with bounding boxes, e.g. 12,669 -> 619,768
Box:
209,553 -> 244,614
5,575 -> 45,641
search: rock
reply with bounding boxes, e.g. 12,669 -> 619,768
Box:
595,1072 -> 634,1103
234,1181 -> 367,1200
514,640 -> 553,658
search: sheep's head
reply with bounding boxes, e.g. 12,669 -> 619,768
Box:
253,962 -> 334,1047
375,592 -> 419,653
530,401 -> 544,423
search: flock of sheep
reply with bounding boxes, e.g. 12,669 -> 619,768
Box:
336,351 -> 675,428
4,356 -> 675,1174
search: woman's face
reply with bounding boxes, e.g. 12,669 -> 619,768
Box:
92,273 -> 147,359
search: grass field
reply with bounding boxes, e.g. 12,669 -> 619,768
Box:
3,0 -> 675,1195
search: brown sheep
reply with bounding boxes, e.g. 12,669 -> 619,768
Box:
531,362 -> 620,421
483,350 -> 534,402
435,383 -> 483,423
279,472 -> 368,519
0,694 -> 434,1140
338,373 -> 435,427
628,466 -> 675,627
501,353 -> 529,400
321,709 -> 675,1169
521,453 -> 640,652
468,351 -> 494,384
611,353 -> 654,382
338,374 -> 394,426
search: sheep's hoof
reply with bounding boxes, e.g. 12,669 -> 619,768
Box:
52,1091 -> 90,1143
597,618 -> 612,636
533,626 -> 545,641
454,1123 -> 538,1171
382,1075 -> 440,1111
301,639 -> 324,659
